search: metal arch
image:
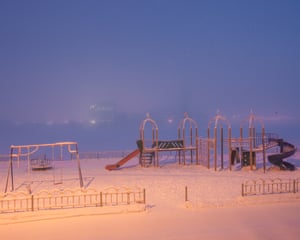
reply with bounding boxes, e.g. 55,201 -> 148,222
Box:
239,110 -> 266,172
178,112 -> 199,147
178,112 -> 199,130
207,111 -> 232,171
138,113 -> 159,148
208,111 -> 231,129
138,113 -> 159,166
177,112 -> 199,165
240,110 -> 265,129
139,113 -> 158,133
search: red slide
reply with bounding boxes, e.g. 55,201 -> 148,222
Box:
105,149 -> 140,171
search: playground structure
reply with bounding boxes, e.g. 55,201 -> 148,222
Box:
138,112 -> 198,167
4,141 -> 84,193
106,111 -> 297,172
106,112 -> 199,170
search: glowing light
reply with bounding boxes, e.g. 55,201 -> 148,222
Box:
167,118 -> 173,124
89,120 -> 96,125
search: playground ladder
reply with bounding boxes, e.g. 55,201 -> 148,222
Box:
140,152 -> 153,167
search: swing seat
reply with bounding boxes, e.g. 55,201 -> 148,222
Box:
31,158 -> 53,170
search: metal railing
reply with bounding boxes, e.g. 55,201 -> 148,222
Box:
0,154 -> 9,161
0,187 -> 146,213
1,149 -> 182,161
254,132 -> 279,149
79,150 -> 133,159
1,151 -> 134,161
242,178 -> 300,196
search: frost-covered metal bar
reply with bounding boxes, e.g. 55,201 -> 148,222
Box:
4,142 -> 84,193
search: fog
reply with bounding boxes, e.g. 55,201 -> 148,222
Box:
0,1 -> 299,152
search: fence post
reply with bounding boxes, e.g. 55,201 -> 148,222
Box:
185,186 -> 188,202
143,189 -> 146,204
31,195 -> 34,212
241,183 -> 244,197
99,192 -> 103,207
127,192 -> 130,205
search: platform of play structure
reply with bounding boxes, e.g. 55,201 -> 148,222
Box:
106,111 -> 297,172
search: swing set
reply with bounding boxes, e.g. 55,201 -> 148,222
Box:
4,141 -> 84,193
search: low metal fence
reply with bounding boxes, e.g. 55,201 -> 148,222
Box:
0,187 -> 146,213
79,150 -> 172,160
0,154 -> 9,161
79,150 -> 132,159
242,178 -> 300,196
0,191 -> 33,212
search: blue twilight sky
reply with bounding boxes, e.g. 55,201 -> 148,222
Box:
0,0 -> 299,151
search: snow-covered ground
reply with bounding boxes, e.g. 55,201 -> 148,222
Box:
1,149 -> 300,240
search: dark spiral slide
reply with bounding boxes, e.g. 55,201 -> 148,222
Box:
268,139 -> 297,170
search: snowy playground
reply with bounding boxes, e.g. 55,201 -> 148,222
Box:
106,112 -> 297,172
0,112 -> 300,240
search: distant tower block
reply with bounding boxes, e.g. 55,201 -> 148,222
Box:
89,103 -> 115,124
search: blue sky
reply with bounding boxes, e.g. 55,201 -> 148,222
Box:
0,0 -> 299,151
